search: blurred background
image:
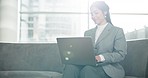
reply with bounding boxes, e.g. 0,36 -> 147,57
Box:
0,0 -> 148,43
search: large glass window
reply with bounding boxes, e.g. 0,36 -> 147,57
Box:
20,0 -> 148,42
20,0 -> 89,42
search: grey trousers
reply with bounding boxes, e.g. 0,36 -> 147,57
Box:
62,64 -> 111,78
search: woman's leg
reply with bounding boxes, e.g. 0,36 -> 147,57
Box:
80,65 -> 110,78
62,64 -> 83,78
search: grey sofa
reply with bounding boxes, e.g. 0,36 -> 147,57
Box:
0,43 -> 63,78
0,39 -> 148,78
120,39 -> 148,78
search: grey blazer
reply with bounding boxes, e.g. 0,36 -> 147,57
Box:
84,23 -> 127,78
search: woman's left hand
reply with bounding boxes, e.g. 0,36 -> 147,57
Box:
95,55 -> 101,62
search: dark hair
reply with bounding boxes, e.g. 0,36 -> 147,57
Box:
90,1 -> 113,25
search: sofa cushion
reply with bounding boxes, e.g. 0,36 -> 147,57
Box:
145,57 -> 148,78
124,76 -> 144,78
124,76 -> 145,78
0,43 -> 63,73
120,39 -> 148,77
0,71 -> 62,78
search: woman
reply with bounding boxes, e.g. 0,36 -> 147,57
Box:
62,1 -> 127,78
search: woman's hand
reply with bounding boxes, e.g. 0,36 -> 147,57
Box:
95,55 -> 101,62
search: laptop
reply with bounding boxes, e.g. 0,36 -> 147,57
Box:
57,37 -> 98,66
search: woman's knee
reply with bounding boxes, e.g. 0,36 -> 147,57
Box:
81,66 -> 96,72
63,65 -> 81,78
64,65 -> 81,72
80,66 -> 98,78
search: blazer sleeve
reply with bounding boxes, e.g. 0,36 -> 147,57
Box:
101,28 -> 127,63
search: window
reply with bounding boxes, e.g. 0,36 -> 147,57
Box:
20,0 -> 148,42
20,0 -> 88,42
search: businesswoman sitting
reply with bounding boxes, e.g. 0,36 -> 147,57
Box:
62,1 -> 127,78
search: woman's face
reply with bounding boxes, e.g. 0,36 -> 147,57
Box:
90,7 -> 106,25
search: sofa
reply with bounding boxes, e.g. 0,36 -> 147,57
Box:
0,39 -> 148,78
0,43 -> 63,78
120,39 -> 148,78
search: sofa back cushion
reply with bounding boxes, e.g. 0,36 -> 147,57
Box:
0,43 -> 63,73
120,39 -> 148,77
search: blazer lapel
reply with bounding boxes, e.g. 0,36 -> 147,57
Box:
95,23 -> 113,46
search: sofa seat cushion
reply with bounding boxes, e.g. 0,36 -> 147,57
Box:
0,71 -> 62,78
124,76 -> 145,78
